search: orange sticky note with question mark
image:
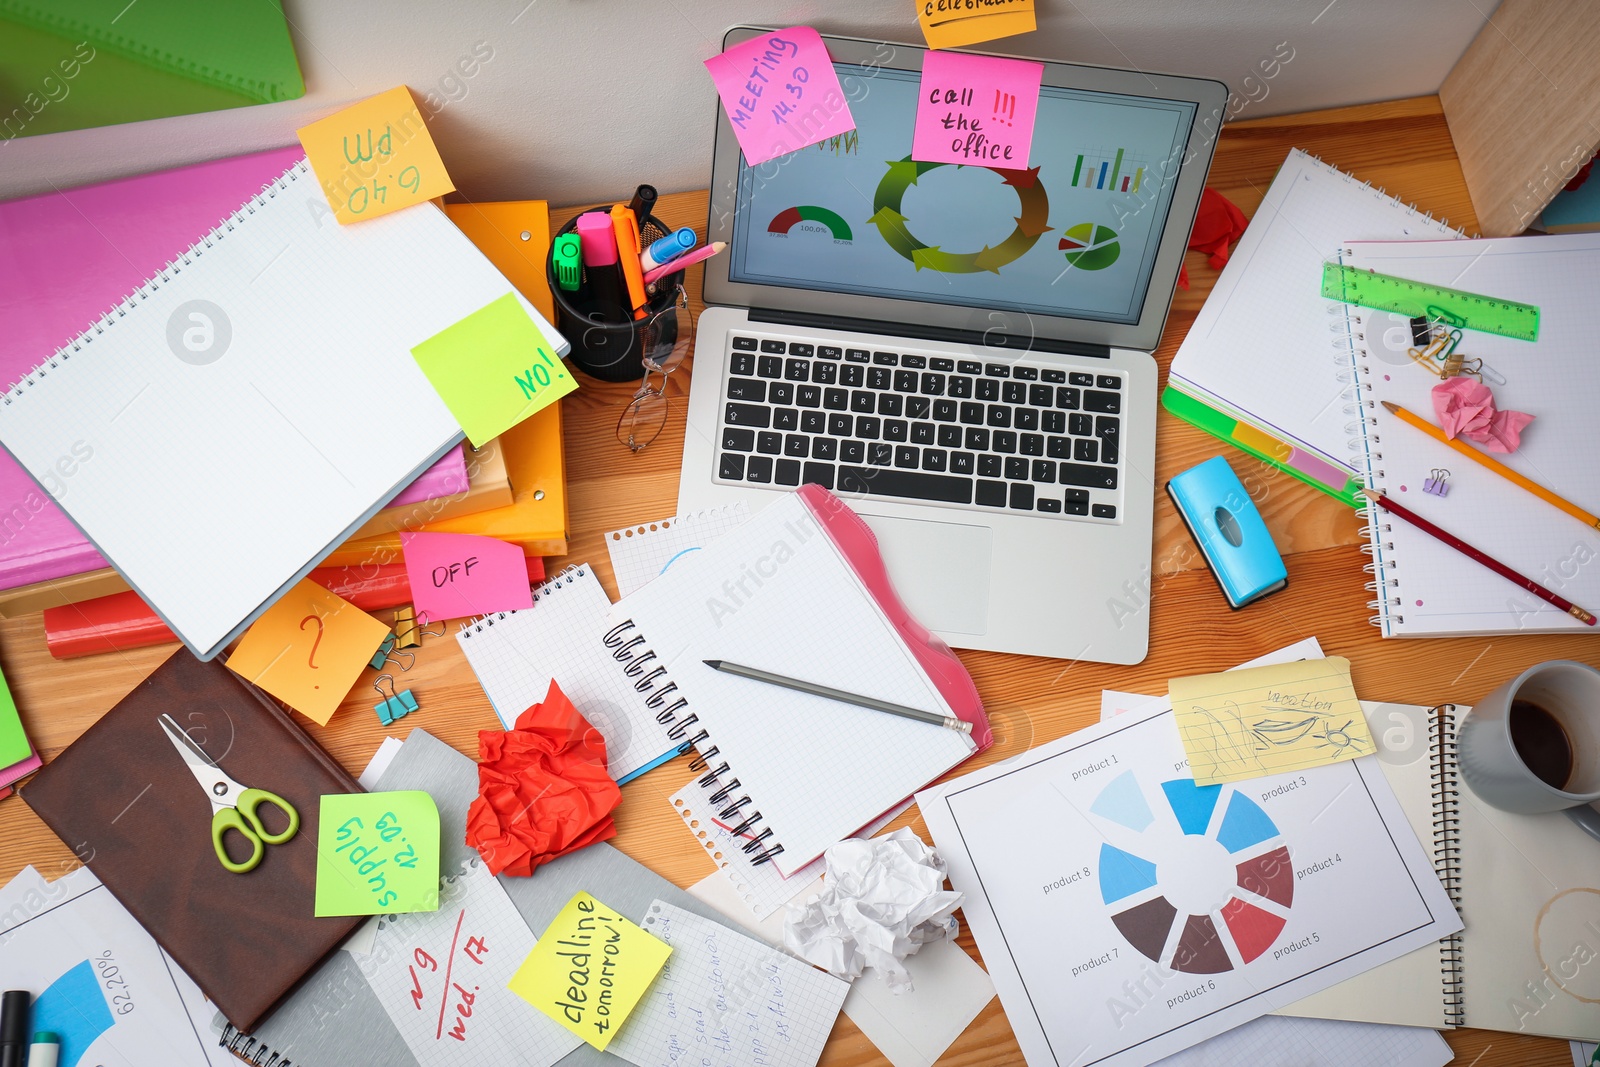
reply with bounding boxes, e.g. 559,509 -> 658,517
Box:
227,579 -> 390,725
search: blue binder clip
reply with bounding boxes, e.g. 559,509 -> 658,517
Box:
369,633 -> 397,670
1167,456 -> 1288,609
373,674 -> 419,726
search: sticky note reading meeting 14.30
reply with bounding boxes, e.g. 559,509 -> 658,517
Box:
913,49 -> 1043,169
704,27 -> 856,167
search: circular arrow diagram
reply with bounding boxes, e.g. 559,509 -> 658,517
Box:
868,157 -> 1051,273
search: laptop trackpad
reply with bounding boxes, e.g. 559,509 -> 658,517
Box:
859,514 -> 991,635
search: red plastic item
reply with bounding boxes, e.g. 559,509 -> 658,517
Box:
466,680 -> 623,877
1178,186 -> 1250,289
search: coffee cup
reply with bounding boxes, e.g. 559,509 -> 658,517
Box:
1458,660 -> 1600,841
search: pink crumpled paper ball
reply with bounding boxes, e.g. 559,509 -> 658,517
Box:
1431,376 -> 1534,453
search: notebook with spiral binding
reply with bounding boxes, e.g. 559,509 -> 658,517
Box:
1338,232 -> 1600,636
608,485 -> 992,878
0,157 -> 566,661
456,564 -> 682,784
1163,148 -> 1461,503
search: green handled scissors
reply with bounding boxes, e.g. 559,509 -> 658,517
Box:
159,713 -> 300,874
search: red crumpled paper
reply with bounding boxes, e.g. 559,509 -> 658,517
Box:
466,679 -> 622,877
1431,376 -> 1535,453
1178,187 -> 1250,289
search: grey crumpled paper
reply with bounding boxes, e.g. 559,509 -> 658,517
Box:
782,827 -> 963,993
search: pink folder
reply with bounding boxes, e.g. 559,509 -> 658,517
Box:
0,149 -> 467,591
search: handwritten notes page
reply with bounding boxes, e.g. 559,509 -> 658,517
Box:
316,791 -> 442,916
508,891 -> 671,1050
1171,656 -> 1375,785
411,291 -> 577,447
605,502 -> 749,598
401,531 -> 534,622
608,900 -> 851,1067
918,0 -> 1036,50
365,860 -> 581,1067
297,86 -> 455,223
226,578 -> 390,725
704,28 -> 856,166
912,50 -> 1042,168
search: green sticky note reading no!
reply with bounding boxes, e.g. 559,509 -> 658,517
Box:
412,292 -> 577,447
315,791 -> 441,916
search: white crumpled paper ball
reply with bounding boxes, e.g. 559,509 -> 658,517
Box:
782,827 -> 963,993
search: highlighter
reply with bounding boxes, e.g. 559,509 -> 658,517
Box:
575,212 -> 625,323
609,205 -> 649,321
29,1033 -> 60,1067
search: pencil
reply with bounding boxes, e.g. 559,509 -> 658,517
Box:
1360,489 -> 1596,625
1381,401 -> 1600,530
702,659 -> 974,734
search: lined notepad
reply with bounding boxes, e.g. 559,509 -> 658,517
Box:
0,158 -> 566,659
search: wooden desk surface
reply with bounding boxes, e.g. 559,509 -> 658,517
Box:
0,95 -> 1586,1066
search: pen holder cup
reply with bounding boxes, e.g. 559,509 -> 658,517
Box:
547,209 -> 691,383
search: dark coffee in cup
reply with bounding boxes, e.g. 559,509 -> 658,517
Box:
1509,699 -> 1574,791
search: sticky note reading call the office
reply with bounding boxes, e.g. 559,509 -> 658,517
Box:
315,791 -> 441,916
509,891 -> 669,1051
296,86 -> 455,223
227,579 -> 390,726
913,50 -> 1042,168
411,292 -> 577,447
918,0 -> 1036,50
400,531 -> 533,622
704,27 -> 856,166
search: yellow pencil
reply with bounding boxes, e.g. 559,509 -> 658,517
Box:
1380,401 -> 1600,530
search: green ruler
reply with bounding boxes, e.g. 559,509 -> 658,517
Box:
1321,262 -> 1540,341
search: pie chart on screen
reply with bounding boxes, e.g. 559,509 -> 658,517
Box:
1059,222 -> 1120,270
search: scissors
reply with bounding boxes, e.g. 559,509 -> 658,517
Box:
159,714 -> 300,874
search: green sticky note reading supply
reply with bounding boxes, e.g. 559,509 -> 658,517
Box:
508,891 -> 671,1051
411,292 -> 578,447
314,791 -> 441,916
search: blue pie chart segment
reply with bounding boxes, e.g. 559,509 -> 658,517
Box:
1089,770 -> 1154,832
1098,843 -> 1159,905
1216,792 -> 1280,854
1161,778 -> 1223,836
33,959 -> 114,1067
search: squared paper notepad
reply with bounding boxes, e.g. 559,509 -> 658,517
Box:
0,158 -> 566,659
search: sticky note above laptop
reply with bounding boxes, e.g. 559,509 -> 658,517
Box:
918,0 -> 1036,49
913,50 -> 1042,167
704,27 -> 856,166
297,86 -> 455,223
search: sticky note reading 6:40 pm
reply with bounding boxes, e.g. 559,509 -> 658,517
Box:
412,292 -> 577,447
297,86 -> 455,223
509,892 -> 670,1051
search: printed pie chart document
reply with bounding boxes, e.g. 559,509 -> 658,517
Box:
918,699 -> 1459,1067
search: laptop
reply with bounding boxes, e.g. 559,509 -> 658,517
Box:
679,28 -> 1227,664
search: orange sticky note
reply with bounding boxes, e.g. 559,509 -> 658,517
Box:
227,579 -> 391,725
917,0 -> 1036,50
296,86 -> 455,224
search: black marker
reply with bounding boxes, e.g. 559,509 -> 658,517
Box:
0,990 -> 30,1067
626,184 -> 657,229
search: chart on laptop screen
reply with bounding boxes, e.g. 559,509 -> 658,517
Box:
729,64 -> 1196,325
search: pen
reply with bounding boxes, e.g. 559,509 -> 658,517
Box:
644,241 -> 725,287
703,659 -> 974,734
575,212 -> 625,324
639,227 -> 697,273
626,184 -> 657,226
0,991 -> 29,1067
610,205 -> 649,320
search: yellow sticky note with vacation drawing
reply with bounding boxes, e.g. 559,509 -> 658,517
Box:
917,0 -> 1036,50
1171,657 -> 1373,785
297,86 -> 455,223
508,891 -> 670,1051
227,579 -> 391,726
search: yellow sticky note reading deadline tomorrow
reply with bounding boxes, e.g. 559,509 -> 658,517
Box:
509,891 -> 670,1051
918,0 -> 1036,50
1171,656 -> 1373,785
226,579 -> 391,726
297,86 -> 455,223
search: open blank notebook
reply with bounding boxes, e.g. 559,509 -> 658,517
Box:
0,158 -> 565,659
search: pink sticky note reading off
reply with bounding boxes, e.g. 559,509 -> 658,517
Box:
912,50 -> 1042,168
400,532 -> 534,623
704,27 -> 856,167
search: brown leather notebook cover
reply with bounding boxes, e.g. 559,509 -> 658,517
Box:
22,649 -> 364,1032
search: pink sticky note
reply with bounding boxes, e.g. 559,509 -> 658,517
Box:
400,532 -> 535,622
912,50 -> 1043,168
704,27 -> 856,166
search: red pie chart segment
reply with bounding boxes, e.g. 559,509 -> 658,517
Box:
1220,897 -> 1288,963
1236,845 -> 1294,908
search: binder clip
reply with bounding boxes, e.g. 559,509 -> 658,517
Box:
373,674 -> 419,726
368,633 -> 415,672
393,607 -> 442,649
1423,468 -> 1450,497
369,633 -> 396,670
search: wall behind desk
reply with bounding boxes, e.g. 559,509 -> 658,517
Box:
0,0 -> 1498,205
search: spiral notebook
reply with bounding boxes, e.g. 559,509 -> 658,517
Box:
1163,149 -> 1461,502
455,564 -> 681,785
608,486 -> 991,878
1340,233 -> 1600,636
0,158 -> 565,660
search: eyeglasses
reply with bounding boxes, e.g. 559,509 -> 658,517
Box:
617,286 -> 691,453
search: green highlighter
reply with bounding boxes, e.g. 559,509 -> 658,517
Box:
552,232 -> 582,292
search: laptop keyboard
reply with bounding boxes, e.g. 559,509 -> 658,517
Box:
714,335 -> 1125,522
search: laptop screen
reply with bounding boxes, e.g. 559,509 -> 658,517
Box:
726,63 -> 1198,327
